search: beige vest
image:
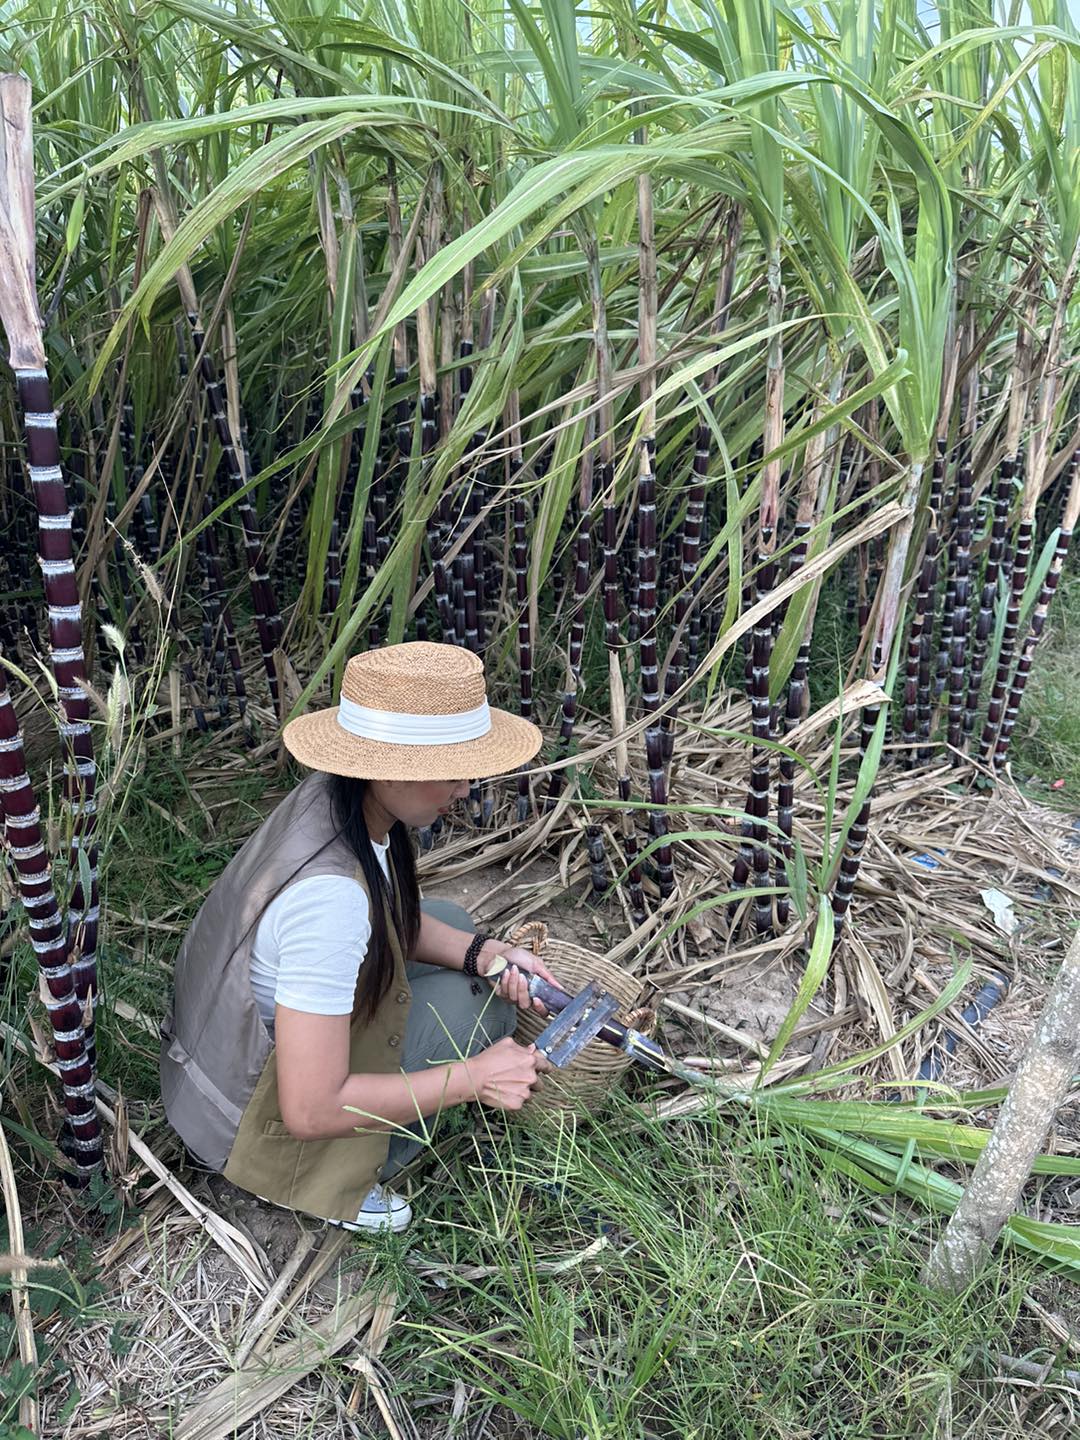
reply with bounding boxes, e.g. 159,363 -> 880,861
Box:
159,772 -> 412,1223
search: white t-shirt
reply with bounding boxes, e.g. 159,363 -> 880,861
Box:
250,839 -> 391,1031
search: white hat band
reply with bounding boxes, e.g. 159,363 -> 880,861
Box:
337,694 -> 492,745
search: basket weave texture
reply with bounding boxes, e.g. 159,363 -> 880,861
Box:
508,922 -> 652,1113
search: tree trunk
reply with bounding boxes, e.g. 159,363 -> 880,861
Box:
924,926 -> 1080,1292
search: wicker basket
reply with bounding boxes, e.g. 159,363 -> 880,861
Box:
507,922 -> 654,1114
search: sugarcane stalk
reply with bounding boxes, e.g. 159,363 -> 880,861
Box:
962,453 -> 1016,743
745,233 -> 785,933
978,285 -> 1040,760
599,446 -> 645,920
906,440 -> 945,763
775,397 -> 837,924
510,393 -> 533,824
0,683 -> 101,1177
831,461 -> 926,935
0,74 -> 103,1176
993,454 -> 1080,764
586,823 -> 609,901
945,443 -> 975,756
662,205 -> 741,764
935,459 -> 959,704
630,173 -> 673,902
546,434 -> 593,810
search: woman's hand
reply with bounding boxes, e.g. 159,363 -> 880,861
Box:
463,1036 -> 550,1110
479,945 -> 563,1014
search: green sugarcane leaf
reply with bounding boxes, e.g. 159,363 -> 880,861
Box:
1019,526 -> 1061,630
789,839 -> 809,923
332,338 -> 393,689
88,113 -> 411,391
756,896 -> 833,1085
76,844 -> 93,913
771,954 -> 974,1095
305,218 -> 359,618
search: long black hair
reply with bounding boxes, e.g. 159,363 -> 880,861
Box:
327,773 -> 420,1019
239,773 -> 421,1023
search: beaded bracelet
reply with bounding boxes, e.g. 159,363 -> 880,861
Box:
462,932 -> 491,978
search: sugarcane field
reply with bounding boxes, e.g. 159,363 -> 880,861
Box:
7,0 -> 1080,1435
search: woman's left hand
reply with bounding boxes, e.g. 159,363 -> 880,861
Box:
479,945 -> 562,1015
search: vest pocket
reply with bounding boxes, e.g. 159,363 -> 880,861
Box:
261,1119 -> 294,1139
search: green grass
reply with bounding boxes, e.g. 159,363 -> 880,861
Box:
1011,576 -> 1080,805
366,1095 -> 1061,1439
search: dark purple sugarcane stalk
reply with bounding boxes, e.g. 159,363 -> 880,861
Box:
511,401 -> 533,823
962,454 -> 1016,743
734,232 -> 785,933
201,496 -> 248,724
747,534 -> 777,933
600,458 -> 646,921
993,458 -> 1080,765
15,377 -> 101,1048
0,70 -> 102,1175
586,823 -> 609,900
829,451 -> 929,937
637,451 -> 674,899
908,440 -> 946,762
980,478 -> 1031,761
660,429 -> 708,766
774,503 -> 814,920
325,518 -> 341,613
976,284 -> 1040,761
830,705 -> 877,936
629,167 -> 673,901
945,446 -> 974,755
545,438 -> 592,810
185,310 -> 280,706
564,485 -> 591,726
935,456 -> 959,704
0,683 -> 101,1177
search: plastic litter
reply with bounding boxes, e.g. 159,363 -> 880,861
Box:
981,887 -> 1019,936
1033,866 -> 1064,903
911,848 -> 947,871
915,973 -> 1009,1083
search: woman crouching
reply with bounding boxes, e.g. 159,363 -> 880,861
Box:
161,642 -> 558,1233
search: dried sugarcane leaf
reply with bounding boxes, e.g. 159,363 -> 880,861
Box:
174,1287 -> 378,1440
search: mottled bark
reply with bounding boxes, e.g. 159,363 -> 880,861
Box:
925,926 -> 1080,1292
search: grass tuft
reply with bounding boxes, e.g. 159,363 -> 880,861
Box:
381,1096 -> 1052,1439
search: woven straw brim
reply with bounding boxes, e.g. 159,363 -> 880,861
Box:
282,705 -> 543,781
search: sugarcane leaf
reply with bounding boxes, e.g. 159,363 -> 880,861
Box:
771,955 -> 974,1095
88,113 -> 412,391
76,845 -> 93,919
1019,526 -> 1061,630
756,896 -> 833,1085
789,839 -> 809,924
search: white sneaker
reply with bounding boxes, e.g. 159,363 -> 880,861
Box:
337,1183 -> 412,1234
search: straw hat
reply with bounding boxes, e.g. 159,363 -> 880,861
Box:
283,642 -> 543,781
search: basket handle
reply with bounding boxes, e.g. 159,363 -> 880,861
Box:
507,920 -> 547,956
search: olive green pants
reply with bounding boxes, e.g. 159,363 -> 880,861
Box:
381,898 -> 515,1176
